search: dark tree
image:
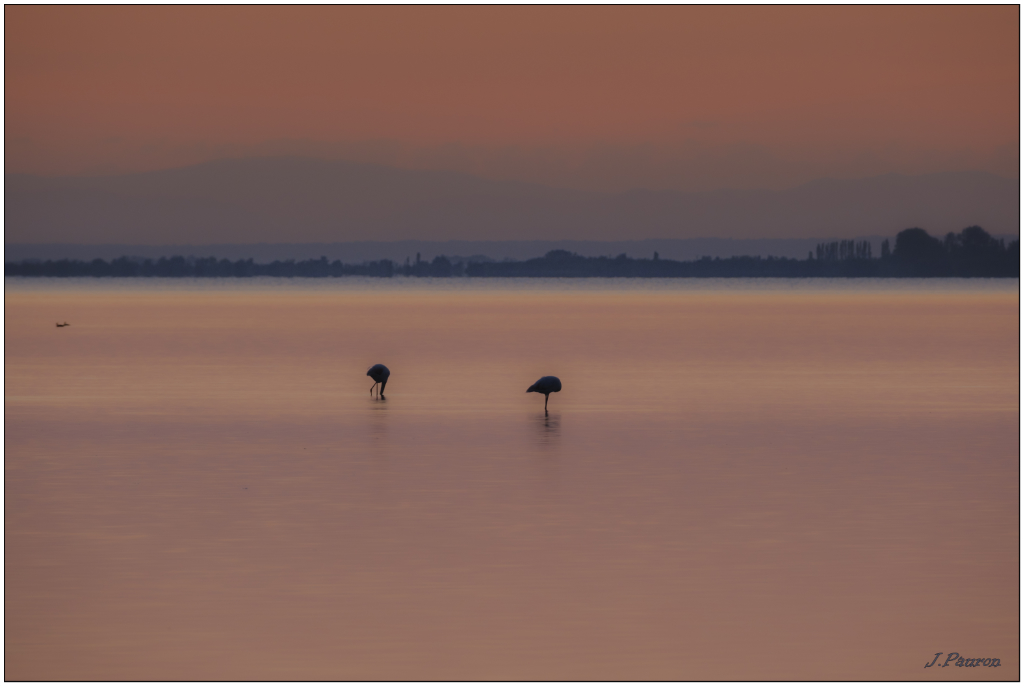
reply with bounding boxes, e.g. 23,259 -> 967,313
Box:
893,227 -> 948,276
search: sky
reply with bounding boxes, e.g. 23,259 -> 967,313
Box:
5,6 -> 1019,193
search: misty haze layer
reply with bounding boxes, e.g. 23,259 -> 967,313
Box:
6,158 -> 1018,246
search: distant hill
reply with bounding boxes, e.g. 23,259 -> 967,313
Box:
8,228 -> 1017,279
6,237 -> 898,263
5,157 -> 1018,245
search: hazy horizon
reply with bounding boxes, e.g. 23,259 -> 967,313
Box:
7,141 -> 1020,195
0,236 -> 905,263
6,159 -> 1018,245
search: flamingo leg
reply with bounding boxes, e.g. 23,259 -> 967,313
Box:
370,382 -> 377,396
544,393 -> 549,414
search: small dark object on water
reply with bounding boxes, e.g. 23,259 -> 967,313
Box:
527,376 -> 562,415
367,364 -> 390,399
56,322 -> 69,328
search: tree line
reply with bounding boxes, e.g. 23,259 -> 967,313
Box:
6,226 -> 1018,278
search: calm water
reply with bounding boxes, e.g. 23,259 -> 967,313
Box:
5,278 -> 1019,680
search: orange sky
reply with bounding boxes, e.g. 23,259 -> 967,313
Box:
5,6 -> 1019,190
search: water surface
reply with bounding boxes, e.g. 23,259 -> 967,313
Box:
5,278 -> 1019,679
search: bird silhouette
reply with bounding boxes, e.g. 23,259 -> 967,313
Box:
527,376 -> 561,415
367,364 -> 390,399
55,322 -> 69,328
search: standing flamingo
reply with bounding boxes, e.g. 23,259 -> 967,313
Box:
527,376 -> 561,415
367,364 -> 390,399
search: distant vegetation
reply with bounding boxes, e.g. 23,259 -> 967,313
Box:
6,227 -> 1018,278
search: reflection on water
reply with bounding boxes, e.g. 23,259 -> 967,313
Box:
368,397 -> 389,442
4,281 -> 1019,680
533,411 -> 561,446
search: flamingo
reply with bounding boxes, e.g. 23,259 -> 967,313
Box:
367,364 -> 390,399
527,376 -> 561,415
